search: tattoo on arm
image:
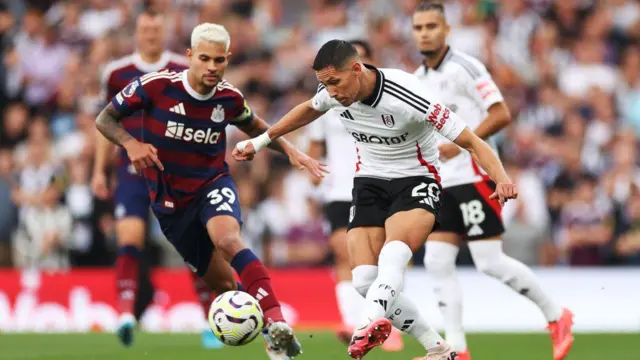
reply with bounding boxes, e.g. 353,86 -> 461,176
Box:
95,103 -> 135,146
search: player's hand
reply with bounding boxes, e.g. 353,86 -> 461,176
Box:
289,149 -> 329,179
233,141 -> 256,161
438,143 -> 462,161
124,140 -> 164,173
489,182 -> 518,207
91,171 -> 110,200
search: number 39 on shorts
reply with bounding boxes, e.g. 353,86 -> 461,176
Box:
207,187 -> 236,212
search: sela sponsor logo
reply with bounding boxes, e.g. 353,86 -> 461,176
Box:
164,121 -> 221,144
350,131 -> 409,145
426,103 -> 450,130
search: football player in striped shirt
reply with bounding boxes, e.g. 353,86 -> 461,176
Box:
95,23 -> 326,359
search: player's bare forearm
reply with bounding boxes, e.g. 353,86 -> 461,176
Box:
454,128 -> 510,184
473,102 -> 511,139
95,103 -> 135,148
267,100 -> 324,140
237,115 -> 294,156
93,132 -> 115,173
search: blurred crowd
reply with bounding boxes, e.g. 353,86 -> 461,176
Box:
1,0 -> 640,270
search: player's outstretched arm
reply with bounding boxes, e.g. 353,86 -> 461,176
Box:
453,128 -> 517,206
235,114 -> 297,156
234,110 -> 328,178
235,100 -> 324,155
95,103 -> 163,173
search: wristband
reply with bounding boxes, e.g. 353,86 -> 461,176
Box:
251,132 -> 272,152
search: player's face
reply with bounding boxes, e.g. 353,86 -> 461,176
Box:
187,41 -> 229,88
316,62 -> 362,107
412,10 -> 449,55
136,14 -> 166,57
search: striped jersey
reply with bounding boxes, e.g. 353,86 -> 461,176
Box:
110,69 -> 254,211
310,64 -> 467,181
101,51 -> 189,176
414,47 -> 504,188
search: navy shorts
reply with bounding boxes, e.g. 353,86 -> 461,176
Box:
114,165 -> 150,221
154,174 -> 242,277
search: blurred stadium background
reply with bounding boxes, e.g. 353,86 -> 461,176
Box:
0,0 -> 639,358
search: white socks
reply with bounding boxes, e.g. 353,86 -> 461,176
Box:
352,245 -> 445,352
335,281 -> 362,328
388,293 -> 444,350
424,241 -> 467,352
468,240 -> 562,322
359,241 -> 412,325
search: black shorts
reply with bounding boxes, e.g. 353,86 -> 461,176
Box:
435,180 -> 504,241
348,176 -> 442,231
324,201 -> 351,232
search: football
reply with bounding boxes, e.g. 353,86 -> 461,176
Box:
208,291 -> 264,346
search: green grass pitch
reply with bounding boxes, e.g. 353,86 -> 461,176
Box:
0,332 -> 637,360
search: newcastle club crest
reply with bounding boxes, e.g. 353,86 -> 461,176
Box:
211,104 -> 225,123
381,114 -> 395,128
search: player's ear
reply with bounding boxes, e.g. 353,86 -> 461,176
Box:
186,48 -> 192,59
352,62 -> 362,77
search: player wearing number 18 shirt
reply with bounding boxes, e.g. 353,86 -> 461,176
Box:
95,23 -> 323,360
411,4 -> 573,360
235,39 -> 518,360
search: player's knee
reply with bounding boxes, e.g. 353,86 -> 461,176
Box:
330,230 -> 349,264
468,240 -> 504,276
424,251 -> 456,278
212,278 -> 237,294
213,233 -> 244,260
351,265 -> 378,297
472,252 -> 504,276
116,218 -> 146,247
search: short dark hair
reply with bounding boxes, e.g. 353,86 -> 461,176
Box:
349,40 -> 373,60
415,1 -> 445,15
312,40 -> 359,71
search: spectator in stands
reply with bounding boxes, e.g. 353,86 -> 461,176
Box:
559,173 -> 614,266
613,186 -> 640,265
0,149 -> 16,266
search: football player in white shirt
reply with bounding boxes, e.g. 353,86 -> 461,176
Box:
411,3 -> 574,360
306,40 -> 404,351
234,40 -> 517,360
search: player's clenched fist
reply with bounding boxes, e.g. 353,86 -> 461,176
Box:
233,140 -> 256,161
489,182 -> 518,207
123,140 -> 164,173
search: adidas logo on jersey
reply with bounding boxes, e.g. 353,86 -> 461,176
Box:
339,110 -> 354,120
164,121 -> 221,144
169,103 -> 186,115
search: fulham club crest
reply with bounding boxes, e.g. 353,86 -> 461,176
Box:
381,114 -> 395,128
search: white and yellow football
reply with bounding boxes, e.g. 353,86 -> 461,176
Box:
208,291 -> 264,346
